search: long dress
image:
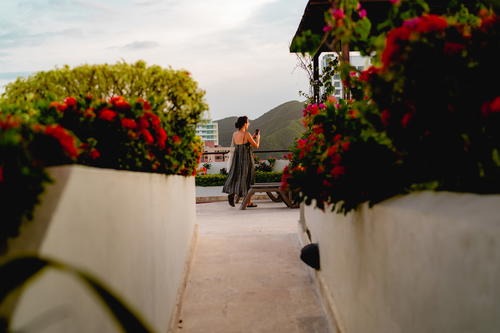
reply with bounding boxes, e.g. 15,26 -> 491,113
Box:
222,142 -> 255,197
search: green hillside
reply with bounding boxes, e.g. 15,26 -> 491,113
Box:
215,100 -> 305,156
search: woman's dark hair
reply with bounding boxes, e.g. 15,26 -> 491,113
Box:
235,116 -> 248,129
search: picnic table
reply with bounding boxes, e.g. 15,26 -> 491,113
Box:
238,182 -> 299,210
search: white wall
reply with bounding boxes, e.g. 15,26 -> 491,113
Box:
302,192 -> 500,333
5,165 -> 196,333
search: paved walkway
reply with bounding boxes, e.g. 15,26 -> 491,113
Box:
174,201 -> 333,333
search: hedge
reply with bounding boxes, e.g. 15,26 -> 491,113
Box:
196,171 -> 283,187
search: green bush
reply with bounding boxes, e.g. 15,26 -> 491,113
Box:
1,60 -> 208,127
195,171 -> 283,187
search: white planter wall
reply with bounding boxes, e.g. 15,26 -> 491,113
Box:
302,192 -> 500,333
6,165 -> 196,333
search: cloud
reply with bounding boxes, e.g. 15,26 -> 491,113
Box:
120,41 -> 160,50
0,0 -> 310,120
0,72 -> 32,80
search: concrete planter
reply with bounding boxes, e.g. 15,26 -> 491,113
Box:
4,165 -> 197,333
300,192 -> 500,333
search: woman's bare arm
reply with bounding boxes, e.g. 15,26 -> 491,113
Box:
246,131 -> 260,148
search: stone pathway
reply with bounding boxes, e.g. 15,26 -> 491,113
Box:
173,201 -> 333,333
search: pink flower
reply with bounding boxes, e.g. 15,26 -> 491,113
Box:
323,25 -> 333,32
359,9 -> 367,18
390,0 -> 401,5
332,9 -> 345,20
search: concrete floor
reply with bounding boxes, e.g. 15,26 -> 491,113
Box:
173,201 -> 333,333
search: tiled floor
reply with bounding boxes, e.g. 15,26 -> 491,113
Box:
173,201 -> 333,333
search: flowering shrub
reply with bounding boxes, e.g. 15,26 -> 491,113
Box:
285,3 -> 500,213
1,95 -> 204,248
364,11 -> 500,192
38,96 -> 203,175
282,100 -> 403,213
0,115 -> 80,247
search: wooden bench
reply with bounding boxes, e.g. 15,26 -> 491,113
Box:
239,182 -> 299,210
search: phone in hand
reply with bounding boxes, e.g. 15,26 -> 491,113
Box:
254,129 -> 260,136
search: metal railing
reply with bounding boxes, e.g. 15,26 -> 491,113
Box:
201,149 -> 291,162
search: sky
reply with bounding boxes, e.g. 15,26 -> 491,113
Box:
0,0 -> 310,120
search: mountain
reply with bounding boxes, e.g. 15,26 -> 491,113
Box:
215,100 -> 305,157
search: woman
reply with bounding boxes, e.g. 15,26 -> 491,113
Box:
223,116 -> 260,207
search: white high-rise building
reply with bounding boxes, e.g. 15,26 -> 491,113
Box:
196,111 -> 219,147
321,51 -> 371,100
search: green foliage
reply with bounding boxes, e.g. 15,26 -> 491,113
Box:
0,256 -> 154,333
1,60 -> 208,127
195,174 -> 227,186
0,117 -> 80,249
1,61 -> 207,246
285,5 -> 500,214
196,171 -> 283,187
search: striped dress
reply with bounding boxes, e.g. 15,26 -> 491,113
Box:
222,142 -> 255,197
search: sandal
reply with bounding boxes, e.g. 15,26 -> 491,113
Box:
247,203 -> 258,208
228,194 -> 235,207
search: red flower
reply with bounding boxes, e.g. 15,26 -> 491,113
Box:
403,15 -> 448,34
121,118 -> 138,129
331,9 -> 345,20
0,166 -> 4,182
139,116 -> 150,129
342,141 -> 351,151
141,129 -> 155,145
327,145 -> 338,157
147,113 -> 161,128
280,166 -> 291,191
443,42 -> 465,55
334,134 -> 342,142
90,148 -> 100,160
381,110 -> 391,126
99,109 -> 118,122
323,25 -> 333,32
312,125 -> 324,135
44,125 -> 79,158
490,97 -> 500,112
332,153 -> 342,165
317,166 -> 325,174
482,97 -> 500,117
157,128 -> 167,148
331,166 -> 345,178
172,135 -> 181,144
114,100 -> 131,111
382,27 -> 411,67
64,97 -> 77,108
347,110 -> 359,119
110,96 -> 124,105
0,116 -> 21,130
359,66 -> 379,82
401,112 -> 414,128
49,101 -> 61,110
